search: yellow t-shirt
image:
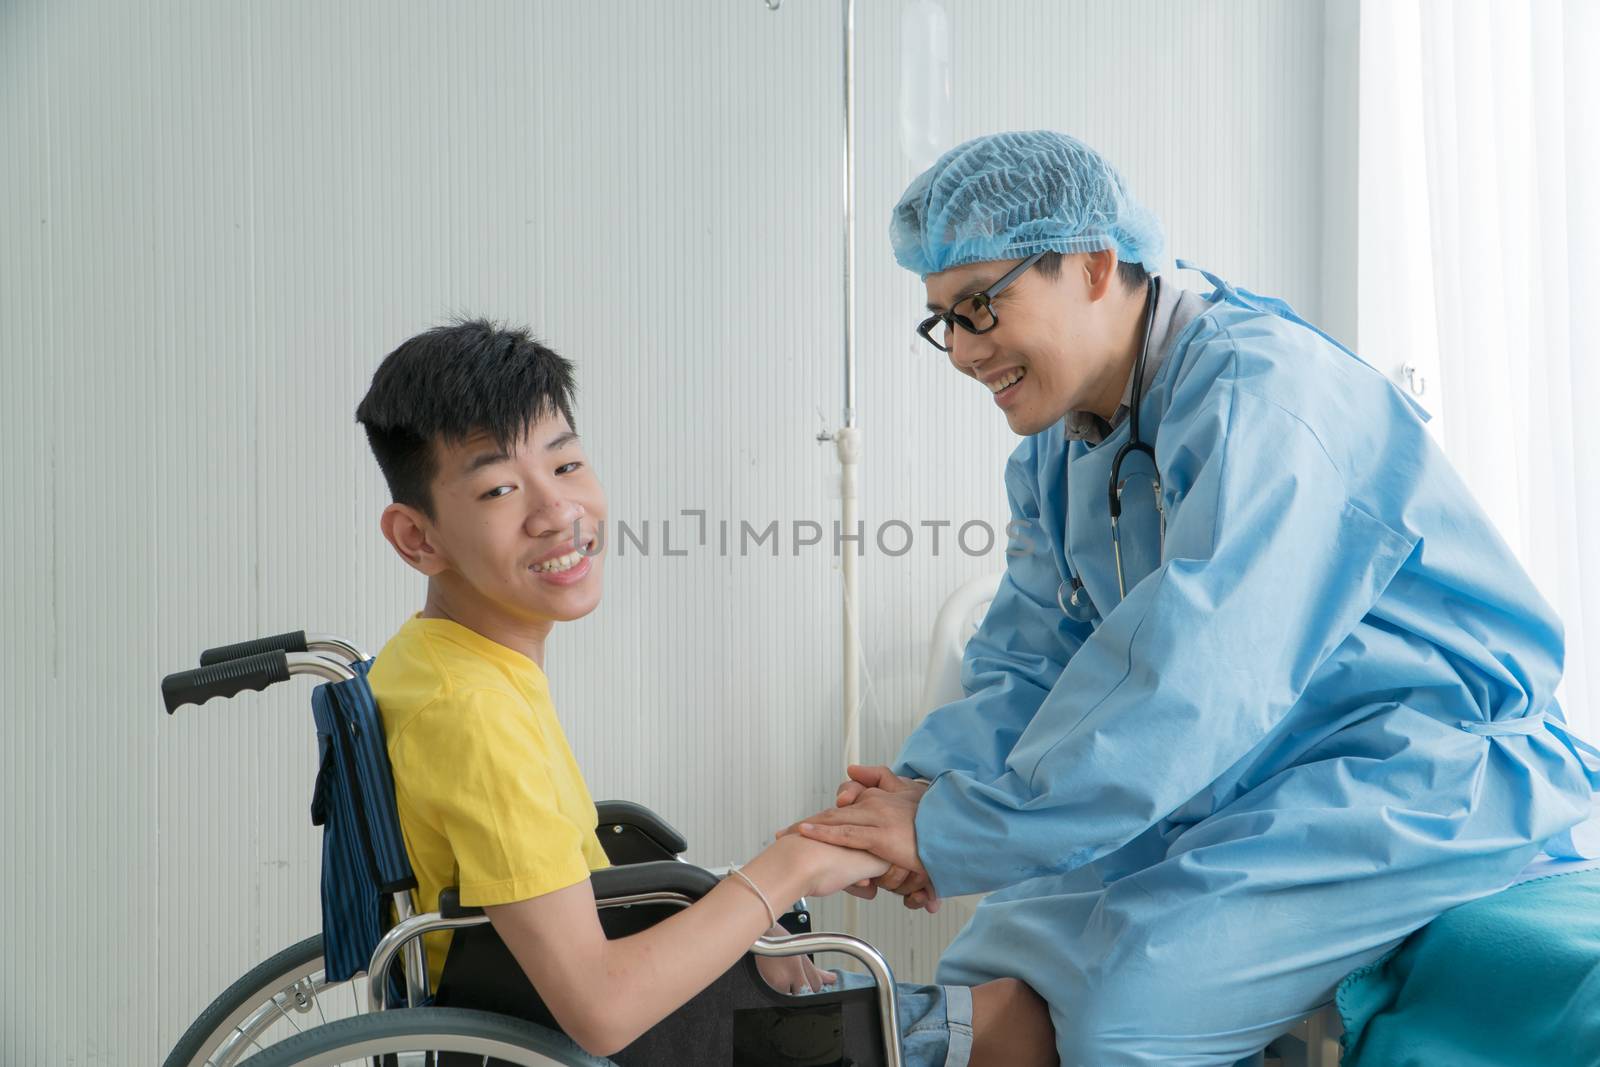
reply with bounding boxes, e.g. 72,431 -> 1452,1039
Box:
368,615 -> 610,989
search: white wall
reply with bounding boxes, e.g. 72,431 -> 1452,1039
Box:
0,1 -> 1338,1060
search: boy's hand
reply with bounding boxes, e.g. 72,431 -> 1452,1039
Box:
775,834 -> 891,897
754,928 -> 838,995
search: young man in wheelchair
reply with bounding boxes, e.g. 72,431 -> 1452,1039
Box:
354,319 -> 1058,1065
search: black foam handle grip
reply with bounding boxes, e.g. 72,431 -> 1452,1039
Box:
162,651 -> 292,714
199,630 -> 308,666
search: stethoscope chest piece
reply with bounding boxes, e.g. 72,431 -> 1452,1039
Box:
1057,576 -> 1099,622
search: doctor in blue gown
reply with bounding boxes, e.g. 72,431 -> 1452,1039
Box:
791,131 -> 1600,1065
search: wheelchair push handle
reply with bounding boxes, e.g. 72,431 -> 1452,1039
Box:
198,629 -> 308,665
198,629 -> 369,666
161,650 -> 355,714
162,651 -> 291,714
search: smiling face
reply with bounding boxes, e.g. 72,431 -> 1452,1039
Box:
923,250 -> 1135,437
380,410 -> 606,650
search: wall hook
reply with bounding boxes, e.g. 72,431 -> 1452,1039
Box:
1401,363 -> 1427,396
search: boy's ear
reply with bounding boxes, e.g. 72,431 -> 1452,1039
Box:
381,503 -> 450,577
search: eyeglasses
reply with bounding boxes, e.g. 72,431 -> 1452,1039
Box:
915,252 -> 1046,352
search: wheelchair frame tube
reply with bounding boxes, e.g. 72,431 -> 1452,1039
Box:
368,896 -> 904,1067
197,631 -> 371,667
367,908 -> 497,1015
750,930 -> 902,1067
390,890 -> 431,1009
301,633 -> 370,664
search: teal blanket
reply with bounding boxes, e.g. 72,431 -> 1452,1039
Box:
1338,867 -> 1600,1066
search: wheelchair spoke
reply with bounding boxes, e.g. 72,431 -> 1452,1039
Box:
310,983 -> 327,1027
263,994 -> 307,1035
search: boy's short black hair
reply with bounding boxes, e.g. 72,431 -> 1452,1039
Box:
1036,251 -> 1149,292
356,318 -> 577,517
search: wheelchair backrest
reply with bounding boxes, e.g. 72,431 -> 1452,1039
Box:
308,661 -> 417,985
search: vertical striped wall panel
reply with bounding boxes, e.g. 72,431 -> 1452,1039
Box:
0,1 -> 1334,1059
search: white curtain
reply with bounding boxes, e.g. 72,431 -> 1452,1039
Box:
1359,0 -> 1600,739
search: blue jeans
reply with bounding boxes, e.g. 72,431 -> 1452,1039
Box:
831,969 -> 975,1067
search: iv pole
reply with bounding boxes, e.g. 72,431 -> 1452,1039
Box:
834,0 -> 861,774
829,0 -> 864,937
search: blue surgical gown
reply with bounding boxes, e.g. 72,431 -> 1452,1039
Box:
895,271 -> 1600,1065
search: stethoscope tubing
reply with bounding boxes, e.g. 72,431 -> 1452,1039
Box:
1060,274 -> 1164,618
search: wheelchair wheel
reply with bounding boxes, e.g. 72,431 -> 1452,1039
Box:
164,934 -> 374,1067
233,1006 -> 608,1066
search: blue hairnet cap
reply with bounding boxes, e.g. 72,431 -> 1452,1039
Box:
890,130 -> 1165,278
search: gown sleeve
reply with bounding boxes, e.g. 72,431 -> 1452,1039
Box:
913,332 -> 1420,898
894,436 -> 1095,784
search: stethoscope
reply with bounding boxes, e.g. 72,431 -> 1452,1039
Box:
1057,275 -> 1167,622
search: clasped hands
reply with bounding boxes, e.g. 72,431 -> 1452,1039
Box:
777,764 -> 942,913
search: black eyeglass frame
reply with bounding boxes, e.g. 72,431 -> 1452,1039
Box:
915,251 -> 1047,352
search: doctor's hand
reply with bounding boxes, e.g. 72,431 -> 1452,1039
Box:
830,766 -> 942,912
881,868 -> 942,913
847,866 -> 941,913
780,783 -> 930,902
833,763 -> 917,808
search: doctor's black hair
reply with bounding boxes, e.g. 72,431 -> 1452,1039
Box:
356,318 -> 577,517
1036,251 -> 1148,292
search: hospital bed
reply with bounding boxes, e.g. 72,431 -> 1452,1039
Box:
159,633 -> 907,1067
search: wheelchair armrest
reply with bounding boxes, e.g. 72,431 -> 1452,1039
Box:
437,861 -> 720,922
595,799 -> 688,862
592,860 -> 719,901
438,887 -> 483,919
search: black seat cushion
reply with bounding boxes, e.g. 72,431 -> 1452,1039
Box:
434,864 -> 887,1066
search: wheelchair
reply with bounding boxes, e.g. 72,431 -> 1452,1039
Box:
160,631 -> 909,1067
